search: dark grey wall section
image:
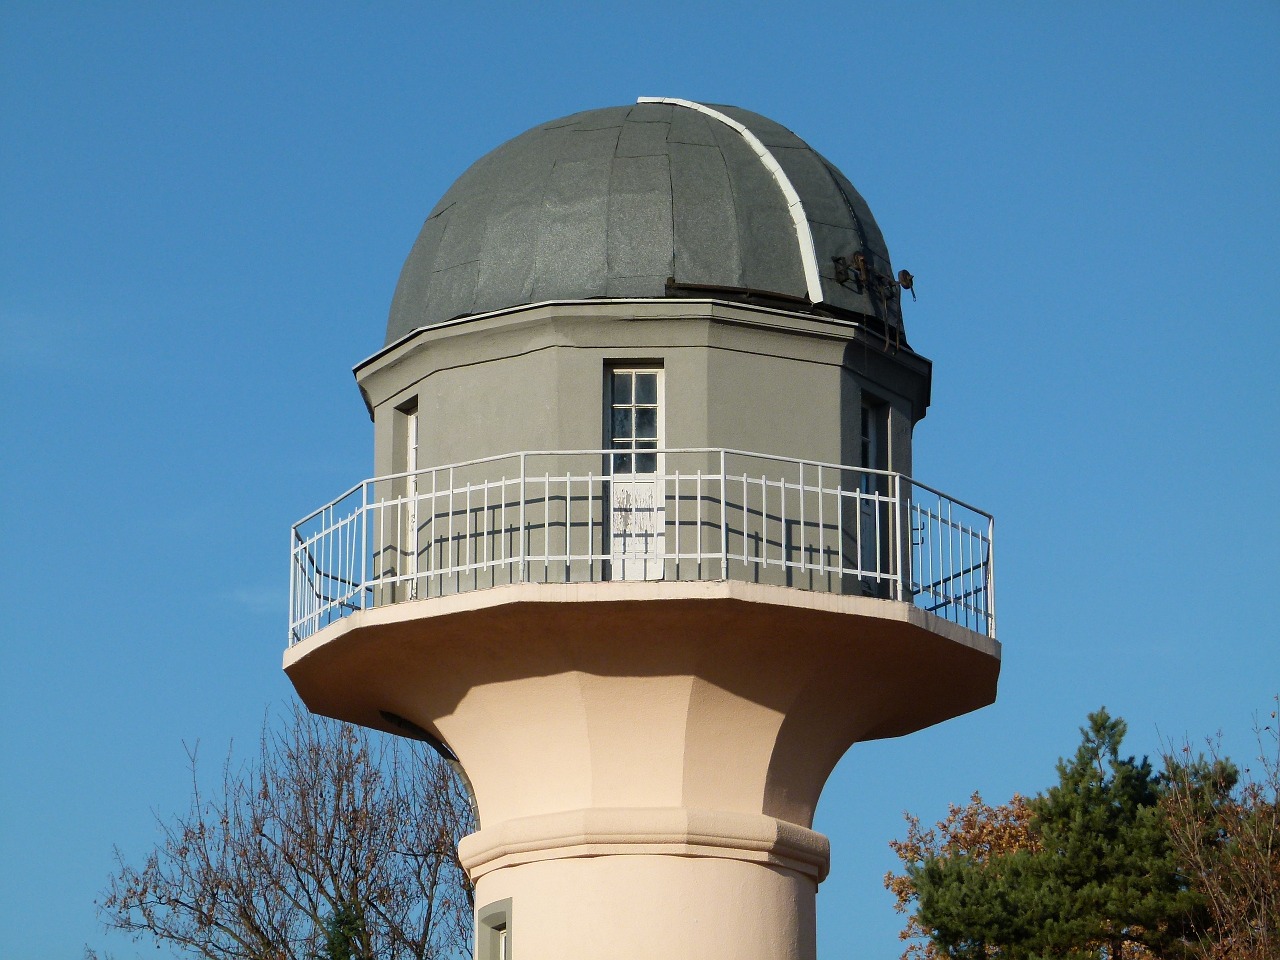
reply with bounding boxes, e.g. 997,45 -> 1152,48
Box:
359,301 -> 931,483
386,102 -> 903,346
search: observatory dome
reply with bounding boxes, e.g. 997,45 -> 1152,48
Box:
387,98 -> 904,346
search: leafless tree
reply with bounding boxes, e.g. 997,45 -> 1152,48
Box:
1161,700 -> 1279,960
92,702 -> 475,960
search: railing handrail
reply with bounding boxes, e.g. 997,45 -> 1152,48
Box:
291,447 -> 956,529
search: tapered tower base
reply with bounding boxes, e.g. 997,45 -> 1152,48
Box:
285,580 -> 999,959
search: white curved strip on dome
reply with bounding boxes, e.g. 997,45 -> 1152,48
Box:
638,96 -> 824,305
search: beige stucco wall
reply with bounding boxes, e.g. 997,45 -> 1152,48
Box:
285,580 -> 1000,959
285,580 -> 999,827
473,853 -> 817,960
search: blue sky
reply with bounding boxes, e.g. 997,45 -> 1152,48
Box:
2,3 -> 1277,958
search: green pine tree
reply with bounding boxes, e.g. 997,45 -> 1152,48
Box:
910,710 -> 1204,959
317,903 -> 369,960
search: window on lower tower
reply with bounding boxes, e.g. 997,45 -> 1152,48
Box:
478,898 -> 512,960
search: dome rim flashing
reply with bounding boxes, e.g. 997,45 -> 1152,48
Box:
360,296 -> 911,384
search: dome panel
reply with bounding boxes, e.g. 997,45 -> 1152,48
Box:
606,154 -> 675,281
669,139 -> 741,288
386,100 -> 902,345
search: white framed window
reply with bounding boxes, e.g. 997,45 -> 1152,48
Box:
396,399 -> 421,597
607,366 -> 663,476
859,397 -> 890,494
859,396 -> 891,591
605,365 -> 665,580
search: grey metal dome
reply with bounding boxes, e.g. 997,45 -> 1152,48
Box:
387,97 -> 903,345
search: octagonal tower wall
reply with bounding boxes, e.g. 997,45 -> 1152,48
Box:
356,300 -> 930,487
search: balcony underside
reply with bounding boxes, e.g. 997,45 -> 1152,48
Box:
284,579 -> 1000,829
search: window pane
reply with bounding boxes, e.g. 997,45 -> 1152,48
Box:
635,373 -> 657,404
612,371 -> 632,405
612,452 -> 633,473
636,440 -> 657,451
611,407 -> 633,440
635,452 -> 657,474
635,407 -> 657,439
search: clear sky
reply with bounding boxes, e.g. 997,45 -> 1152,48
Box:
2,3 -> 1277,958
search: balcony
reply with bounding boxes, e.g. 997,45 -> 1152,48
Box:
288,449 -> 995,645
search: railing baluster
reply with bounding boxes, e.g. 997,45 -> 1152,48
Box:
673,469 -> 680,580
519,454 -> 527,583
720,450 -> 728,580
587,471 -> 594,581
894,474 -> 904,602
798,461 -> 805,577
695,469 -> 703,578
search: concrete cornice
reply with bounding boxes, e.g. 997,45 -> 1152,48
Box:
284,579 -> 1001,671
358,299 -> 917,376
459,806 -> 831,882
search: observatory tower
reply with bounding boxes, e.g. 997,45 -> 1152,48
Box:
285,98 -> 1000,960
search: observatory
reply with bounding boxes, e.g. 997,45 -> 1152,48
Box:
285,97 -> 1000,960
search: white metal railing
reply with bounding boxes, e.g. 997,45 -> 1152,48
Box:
288,449 -> 995,645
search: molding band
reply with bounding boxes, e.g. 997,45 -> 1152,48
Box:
638,96 -> 825,306
458,807 -> 831,882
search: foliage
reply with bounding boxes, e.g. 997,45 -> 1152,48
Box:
1161,701 -> 1279,960
887,709 -> 1202,960
317,902 -> 370,960
885,792 -> 1038,960
91,702 -> 475,960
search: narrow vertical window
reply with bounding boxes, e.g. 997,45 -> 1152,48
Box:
405,403 -> 419,476
860,398 -> 888,491
397,399 -> 420,599
609,367 -> 662,475
859,396 -> 891,592
478,899 -> 512,960
606,366 -> 665,580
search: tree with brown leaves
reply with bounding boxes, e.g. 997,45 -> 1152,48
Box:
91,703 -> 475,960
885,792 -> 1039,960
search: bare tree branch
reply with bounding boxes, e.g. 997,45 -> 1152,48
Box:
1162,699 -> 1279,960
94,702 -> 475,960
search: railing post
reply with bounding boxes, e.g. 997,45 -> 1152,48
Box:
288,529 -> 296,645
362,481 -> 371,612
519,452 -> 527,583
894,473 -> 906,603
719,448 -> 728,580
986,515 -> 997,640
798,460 -> 805,577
